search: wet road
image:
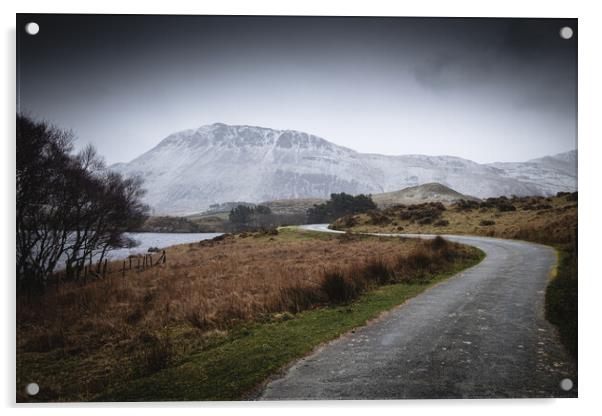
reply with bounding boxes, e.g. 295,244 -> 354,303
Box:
260,225 -> 577,399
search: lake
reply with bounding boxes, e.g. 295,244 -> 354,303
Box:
103,232 -> 224,261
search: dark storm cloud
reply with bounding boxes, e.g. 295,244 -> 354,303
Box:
16,15 -> 577,163
411,19 -> 576,114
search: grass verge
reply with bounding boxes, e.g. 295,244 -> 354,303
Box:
97,246 -> 484,401
545,245 -> 577,359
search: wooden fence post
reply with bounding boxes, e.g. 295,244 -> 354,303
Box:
103,259 -> 108,277
122,260 -> 126,277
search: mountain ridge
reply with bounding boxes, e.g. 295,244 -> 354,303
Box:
111,123 -> 577,215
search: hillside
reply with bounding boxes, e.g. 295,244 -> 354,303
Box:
332,192 -> 577,246
372,183 -> 479,208
111,123 -> 577,215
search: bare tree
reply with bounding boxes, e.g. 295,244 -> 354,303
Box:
16,115 -> 149,293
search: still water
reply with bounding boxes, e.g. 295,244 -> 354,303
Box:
104,232 -> 223,261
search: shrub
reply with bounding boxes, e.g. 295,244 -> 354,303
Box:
366,210 -> 390,225
430,237 -> 458,263
398,202 -> 446,222
321,269 -> 361,303
480,197 -> 516,212
258,227 -> 279,236
278,284 -> 323,313
396,246 -> 433,282
307,193 -> 377,223
430,236 -> 448,251
479,220 -> 495,226
434,219 -> 449,227
361,257 -> 394,285
454,199 -> 480,212
340,214 -> 358,228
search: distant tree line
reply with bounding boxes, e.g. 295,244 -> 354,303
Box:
229,204 -> 272,231
307,193 -> 377,223
228,204 -> 306,231
16,115 -> 149,293
226,193 -> 378,230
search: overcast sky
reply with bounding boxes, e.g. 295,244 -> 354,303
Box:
17,15 -> 577,164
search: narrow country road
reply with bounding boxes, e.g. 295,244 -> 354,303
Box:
260,224 -> 577,399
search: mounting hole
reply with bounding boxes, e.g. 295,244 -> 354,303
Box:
25,382 -> 39,396
559,26 -> 573,40
25,22 -> 40,36
559,378 -> 573,391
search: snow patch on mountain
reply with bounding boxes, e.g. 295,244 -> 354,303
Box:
111,123 -> 577,215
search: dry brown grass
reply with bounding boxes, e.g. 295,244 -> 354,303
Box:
17,230 -> 433,358
333,193 -> 577,246
17,228 -> 481,401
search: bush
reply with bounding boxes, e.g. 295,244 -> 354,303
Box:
480,197 -> 516,212
278,284 -> 323,313
321,269 -> 361,304
396,246 -> 433,282
557,191 -> 577,202
307,193 -> 377,223
340,214 -> 358,228
454,199 -> 480,212
361,257 -> 394,285
366,210 -> 390,225
430,236 -> 448,251
434,219 -> 449,227
479,220 -> 495,226
398,203 -> 446,222
258,227 -> 279,236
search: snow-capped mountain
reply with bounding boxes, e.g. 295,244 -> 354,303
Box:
110,123 -> 577,215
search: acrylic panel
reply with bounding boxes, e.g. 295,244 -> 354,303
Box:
16,14 -> 577,402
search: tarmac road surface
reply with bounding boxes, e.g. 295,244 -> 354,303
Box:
260,224 -> 577,399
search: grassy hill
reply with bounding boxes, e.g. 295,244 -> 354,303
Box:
331,192 -> 576,245
372,183 -> 479,208
261,197 -> 325,215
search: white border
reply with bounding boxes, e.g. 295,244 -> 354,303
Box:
2,1 -> 601,415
